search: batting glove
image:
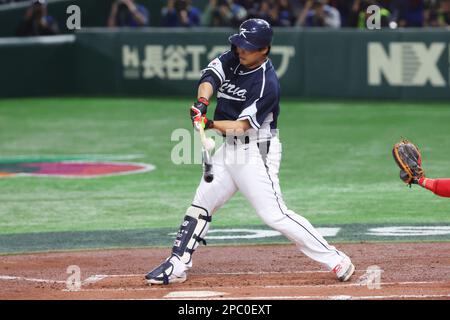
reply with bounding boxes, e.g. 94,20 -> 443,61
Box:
190,97 -> 209,122
200,116 -> 214,130
193,116 -> 214,131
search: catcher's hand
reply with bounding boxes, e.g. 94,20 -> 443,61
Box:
392,139 -> 425,185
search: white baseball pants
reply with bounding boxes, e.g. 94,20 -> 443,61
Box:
192,136 -> 348,270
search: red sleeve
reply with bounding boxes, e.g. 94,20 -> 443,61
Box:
419,178 -> 450,198
434,179 -> 450,198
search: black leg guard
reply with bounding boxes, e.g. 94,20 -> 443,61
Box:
145,205 -> 211,285
172,205 -> 211,265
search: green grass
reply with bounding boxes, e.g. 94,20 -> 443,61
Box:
0,98 -> 449,235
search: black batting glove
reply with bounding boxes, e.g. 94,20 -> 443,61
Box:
190,97 -> 209,123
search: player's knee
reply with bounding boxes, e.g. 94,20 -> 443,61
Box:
258,211 -> 286,229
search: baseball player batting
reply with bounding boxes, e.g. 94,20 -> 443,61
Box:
145,18 -> 355,285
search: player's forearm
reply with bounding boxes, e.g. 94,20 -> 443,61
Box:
197,82 -> 214,101
211,120 -> 251,135
419,178 -> 450,198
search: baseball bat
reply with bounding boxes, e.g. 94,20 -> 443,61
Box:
196,120 -> 214,183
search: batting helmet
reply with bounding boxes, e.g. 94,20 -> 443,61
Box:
229,18 -> 273,51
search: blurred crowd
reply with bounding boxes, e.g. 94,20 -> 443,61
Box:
166,0 -> 450,28
0,0 -> 28,3
112,0 -> 450,28
14,0 -> 59,36
4,0 -> 450,37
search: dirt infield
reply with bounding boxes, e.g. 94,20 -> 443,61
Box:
0,242 -> 449,300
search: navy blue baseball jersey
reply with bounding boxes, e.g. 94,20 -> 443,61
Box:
199,50 -> 280,132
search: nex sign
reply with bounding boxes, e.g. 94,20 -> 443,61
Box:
368,42 -> 448,87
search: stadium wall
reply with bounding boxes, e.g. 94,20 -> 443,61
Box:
1,28 -> 449,99
0,35 -> 77,97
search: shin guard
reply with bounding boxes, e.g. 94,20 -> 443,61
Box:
172,205 -> 211,266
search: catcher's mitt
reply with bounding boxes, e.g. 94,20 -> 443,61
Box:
392,139 -> 425,185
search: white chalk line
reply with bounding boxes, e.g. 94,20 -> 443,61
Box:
259,280 -> 448,289
44,270 -> 352,287
81,265 -> 450,280
55,270 -> 332,285
2,270 -> 449,293
65,270 -> 450,290
71,280 -> 449,293
85,270 -> 330,278
0,275 -> 66,284
83,275 -> 108,284
63,287 -> 153,292
2,273 -> 447,300
0,274 -> 106,285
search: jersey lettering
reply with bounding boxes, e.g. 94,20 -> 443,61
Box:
200,50 -> 280,130
219,80 -> 247,100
